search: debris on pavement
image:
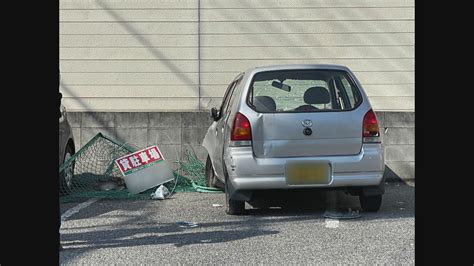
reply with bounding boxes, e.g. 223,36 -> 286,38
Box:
176,221 -> 199,228
323,208 -> 362,219
212,203 -> 223,207
151,185 -> 170,200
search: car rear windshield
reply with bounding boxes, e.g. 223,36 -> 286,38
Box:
247,69 -> 362,113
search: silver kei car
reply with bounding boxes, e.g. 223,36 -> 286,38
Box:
203,64 -> 385,215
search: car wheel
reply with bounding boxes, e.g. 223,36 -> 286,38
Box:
224,164 -> 245,215
205,156 -> 219,188
60,144 -> 75,195
359,194 -> 382,212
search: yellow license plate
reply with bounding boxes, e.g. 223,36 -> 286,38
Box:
286,163 -> 331,185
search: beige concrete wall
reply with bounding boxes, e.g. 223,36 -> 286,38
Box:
60,0 -> 414,112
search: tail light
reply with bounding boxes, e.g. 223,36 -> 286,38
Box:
363,109 -> 380,143
231,112 -> 252,141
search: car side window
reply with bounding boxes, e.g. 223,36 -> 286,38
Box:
223,77 -> 242,116
339,76 -> 358,108
219,81 -> 237,120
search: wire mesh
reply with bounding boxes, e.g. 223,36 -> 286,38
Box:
59,133 -> 220,203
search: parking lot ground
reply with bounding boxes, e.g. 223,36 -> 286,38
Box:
60,181 -> 414,264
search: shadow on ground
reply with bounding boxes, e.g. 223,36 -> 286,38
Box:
61,182 -> 413,254
63,228 -> 279,250
60,163 -> 413,263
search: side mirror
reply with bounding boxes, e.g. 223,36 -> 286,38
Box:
210,107 -> 220,121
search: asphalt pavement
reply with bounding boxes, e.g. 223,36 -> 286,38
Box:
60,181 -> 414,264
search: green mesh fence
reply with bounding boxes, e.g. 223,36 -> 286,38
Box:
59,133 -> 221,203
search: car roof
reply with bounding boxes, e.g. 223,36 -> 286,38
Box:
244,64 -> 351,74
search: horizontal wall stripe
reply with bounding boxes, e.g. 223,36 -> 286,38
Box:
60,21 -> 413,34
62,97 -> 200,111
61,32 -> 414,47
60,46 -> 413,60
200,59 -> 414,72
59,71 -> 414,86
60,8 -> 412,22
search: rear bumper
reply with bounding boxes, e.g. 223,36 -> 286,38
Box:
224,143 -> 384,190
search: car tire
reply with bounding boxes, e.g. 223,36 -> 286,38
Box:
224,164 -> 245,215
205,156 -> 219,188
60,144 -> 75,196
359,194 -> 382,212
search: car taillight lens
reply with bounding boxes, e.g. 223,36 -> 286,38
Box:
231,112 -> 252,141
363,109 -> 380,142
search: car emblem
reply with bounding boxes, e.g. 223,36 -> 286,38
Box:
302,119 -> 313,127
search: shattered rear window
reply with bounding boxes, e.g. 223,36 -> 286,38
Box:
247,69 -> 362,113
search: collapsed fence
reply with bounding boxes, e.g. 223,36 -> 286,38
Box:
59,133 -> 221,203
